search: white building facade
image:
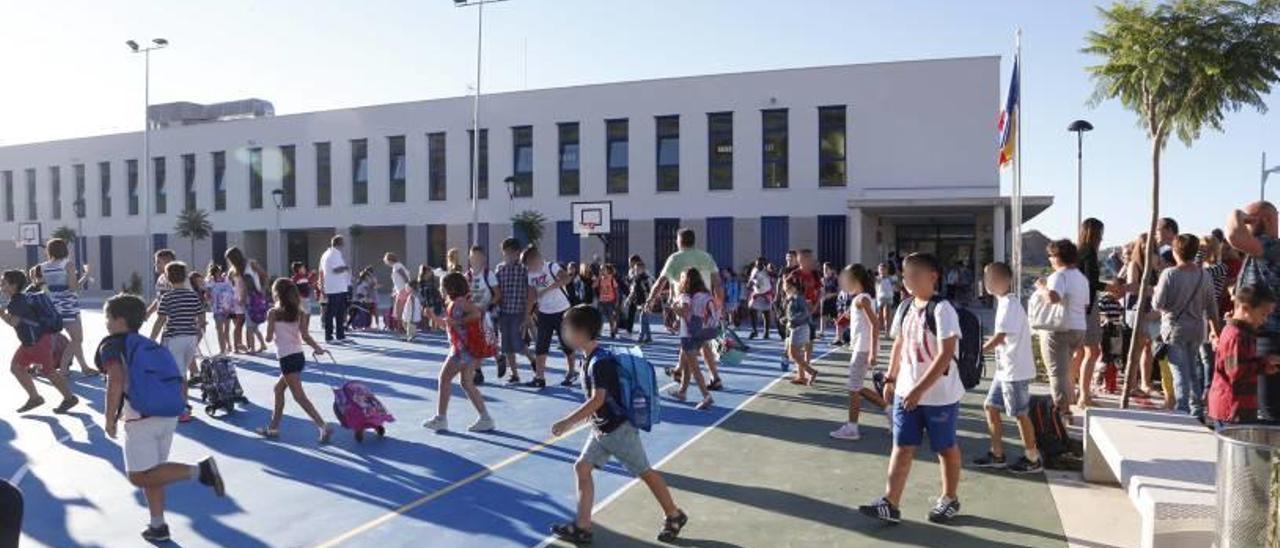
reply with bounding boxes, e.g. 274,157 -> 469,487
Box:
0,55 -> 1049,293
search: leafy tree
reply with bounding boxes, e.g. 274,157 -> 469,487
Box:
51,226 -> 76,245
511,210 -> 547,247
1084,0 -> 1280,406
174,208 -> 213,263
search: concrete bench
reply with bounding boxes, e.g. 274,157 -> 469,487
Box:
1083,408 -> 1216,548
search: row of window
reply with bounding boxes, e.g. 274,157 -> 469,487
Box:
0,106 -> 847,222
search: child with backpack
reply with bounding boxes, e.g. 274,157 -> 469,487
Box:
783,277 -> 819,385
422,272 -> 495,433
207,263 -> 235,355
627,257 -> 654,344
667,267 -> 717,411
550,304 -> 688,544
597,264 -> 620,339
96,293 -> 226,542
257,278 -> 333,443
829,264 -> 887,441
148,262 -> 206,423
972,262 -> 1043,474
2,269 -> 78,414
859,252 -> 964,525
402,280 -> 423,342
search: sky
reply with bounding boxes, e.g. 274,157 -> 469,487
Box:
0,0 -> 1273,246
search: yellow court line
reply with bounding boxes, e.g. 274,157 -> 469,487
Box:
314,423 -> 589,548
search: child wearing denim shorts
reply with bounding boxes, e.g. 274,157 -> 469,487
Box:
972,262 -> 1042,474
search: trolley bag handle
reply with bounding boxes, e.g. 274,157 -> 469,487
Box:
313,351 -> 346,387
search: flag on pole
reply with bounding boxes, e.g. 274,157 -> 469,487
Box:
997,58 -> 1020,169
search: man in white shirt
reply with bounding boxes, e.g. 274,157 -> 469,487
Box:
522,246 -> 575,389
318,235 -> 352,343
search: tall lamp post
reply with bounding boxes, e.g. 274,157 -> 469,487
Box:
454,0 -> 512,250
127,38 -> 169,300
1067,119 -> 1093,230
1262,152 -> 1280,200
271,188 -> 285,275
72,198 -> 86,278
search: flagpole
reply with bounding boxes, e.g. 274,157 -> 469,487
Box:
1012,28 -> 1024,300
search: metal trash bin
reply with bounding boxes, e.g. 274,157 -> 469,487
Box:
1217,425 -> 1280,547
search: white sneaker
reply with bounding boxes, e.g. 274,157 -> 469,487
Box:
468,416 -> 495,432
829,422 -> 861,440
422,415 -> 448,432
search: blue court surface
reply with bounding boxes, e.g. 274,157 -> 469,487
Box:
3,308 -> 797,547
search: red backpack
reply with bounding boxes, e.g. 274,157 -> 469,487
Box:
448,302 -> 498,359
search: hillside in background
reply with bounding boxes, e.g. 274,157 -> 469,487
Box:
1022,230 -> 1052,268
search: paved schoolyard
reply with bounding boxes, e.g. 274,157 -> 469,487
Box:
4,306 -> 1069,547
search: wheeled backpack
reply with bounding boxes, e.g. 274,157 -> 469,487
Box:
199,353 -> 247,416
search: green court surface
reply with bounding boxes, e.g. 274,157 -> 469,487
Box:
549,347 -> 1068,548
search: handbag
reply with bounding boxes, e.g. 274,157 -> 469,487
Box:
1028,291 -> 1067,331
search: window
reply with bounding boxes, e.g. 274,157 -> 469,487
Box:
558,122 -> 580,196
74,164 -> 86,218
153,157 -> 167,214
315,142 -> 331,206
2,171 -> 12,222
428,133 -> 446,201
708,112 -> 733,190
511,126 -> 533,198
388,136 -> 406,203
467,129 -> 489,200
762,109 -> 789,188
181,154 -> 196,210
280,145 -> 296,207
819,106 -> 848,187
606,119 -> 628,194
98,162 -> 111,217
126,161 -> 139,215
212,152 -> 227,211
656,115 -> 680,192
351,139 -> 368,204
248,148 -> 263,209
25,168 -> 37,220
427,224 -> 447,267
654,218 -> 680,269
50,166 -> 61,220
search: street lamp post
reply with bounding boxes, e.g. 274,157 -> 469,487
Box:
1067,120 -> 1093,230
1261,152 -> 1280,200
127,38 -> 168,300
73,198 -> 86,278
455,0 -> 512,251
271,188 -> 285,275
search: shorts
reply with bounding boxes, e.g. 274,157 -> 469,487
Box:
750,295 -> 772,312
1084,307 -> 1103,345
581,422 -> 652,476
534,311 -> 569,356
123,416 -> 178,473
599,301 -> 616,318
279,352 -> 306,375
163,335 -> 198,369
846,351 -> 870,390
985,378 -> 1032,417
680,334 -> 712,352
787,325 -> 810,348
876,296 -> 893,310
498,313 -> 527,354
52,291 -> 80,321
14,334 -> 58,375
891,400 -> 959,452
213,312 -> 230,323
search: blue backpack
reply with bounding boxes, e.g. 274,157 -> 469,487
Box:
22,290 -> 63,336
120,333 -> 186,417
596,346 -> 661,431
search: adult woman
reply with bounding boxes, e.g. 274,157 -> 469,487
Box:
224,247 -> 263,353
747,257 -> 774,339
1071,218 -> 1106,408
1122,234 -> 1163,399
1034,239 -> 1090,417
385,252 -> 412,328
1199,234 -> 1228,395
39,238 -> 98,376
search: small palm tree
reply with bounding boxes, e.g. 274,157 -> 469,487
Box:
51,226 -> 76,244
511,210 -> 547,247
174,208 -> 213,262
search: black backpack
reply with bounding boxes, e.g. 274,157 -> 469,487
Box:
893,296 -> 984,390
1028,394 -> 1070,459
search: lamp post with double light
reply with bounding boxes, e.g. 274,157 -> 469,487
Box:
271,188 -> 285,276
126,37 -> 169,300
454,0 -> 513,250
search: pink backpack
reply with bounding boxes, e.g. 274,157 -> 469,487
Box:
321,354 -> 395,441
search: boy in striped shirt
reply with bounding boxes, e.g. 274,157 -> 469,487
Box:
149,262 -> 206,423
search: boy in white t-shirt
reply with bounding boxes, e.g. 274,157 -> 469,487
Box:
973,262 -> 1042,474
859,253 -> 963,525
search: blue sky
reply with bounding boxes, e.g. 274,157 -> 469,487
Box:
0,0 -> 1273,246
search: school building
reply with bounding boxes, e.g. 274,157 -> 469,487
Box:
0,55 -> 1050,293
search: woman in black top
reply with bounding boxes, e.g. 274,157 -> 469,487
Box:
1074,218 -> 1107,408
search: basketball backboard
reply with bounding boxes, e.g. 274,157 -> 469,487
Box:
571,201 -> 612,237
16,223 -> 40,248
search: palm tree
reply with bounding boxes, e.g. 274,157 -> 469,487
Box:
1084,0 -> 1280,406
174,208 -> 213,263
511,210 -> 547,247
51,226 -> 76,244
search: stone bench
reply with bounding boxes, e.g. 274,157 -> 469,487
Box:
1082,408 -> 1216,548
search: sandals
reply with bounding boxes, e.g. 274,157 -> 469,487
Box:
318,424 -> 334,445
658,510 -> 689,542
551,522 -> 594,545
255,427 -> 280,439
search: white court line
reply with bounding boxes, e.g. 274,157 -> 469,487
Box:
532,344 -> 843,548
9,432 -> 76,485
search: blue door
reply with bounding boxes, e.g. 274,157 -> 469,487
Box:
25,245 -> 37,267
654,218 -> 680,271
556,220 -> 579,264
706,217 -> 734,270
99,235 -> 113,290
606,219 -> 629,270
513,224 -> 530,248
152,233 -> 168,254
761,216 -> 789,267
818,215 -> 847,267
478,222 -> 490,254
211,231 -> 227,267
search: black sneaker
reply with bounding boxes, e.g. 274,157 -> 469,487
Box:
748,332 -> 758,340
972,451 -> 1007,469
560,372 -> 579,387
858,497 -> 901,524
707,378 -> 724,391
872,371 -> 887,396
927,496 -> 960,524
496,356 -> 508,379
53,396 -> 80,414
198,456 -> 226,497
1007,456 -> 1044,474
506,375 -> 523,385
141,524 -> 171,542
524,377 -> 546,390
473,369 -> 486,386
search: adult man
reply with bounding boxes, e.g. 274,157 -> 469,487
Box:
318,235 -> 352,343
647,228 -> 724,390
495,238 -> 537,384
1227,202 -> 1280,422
